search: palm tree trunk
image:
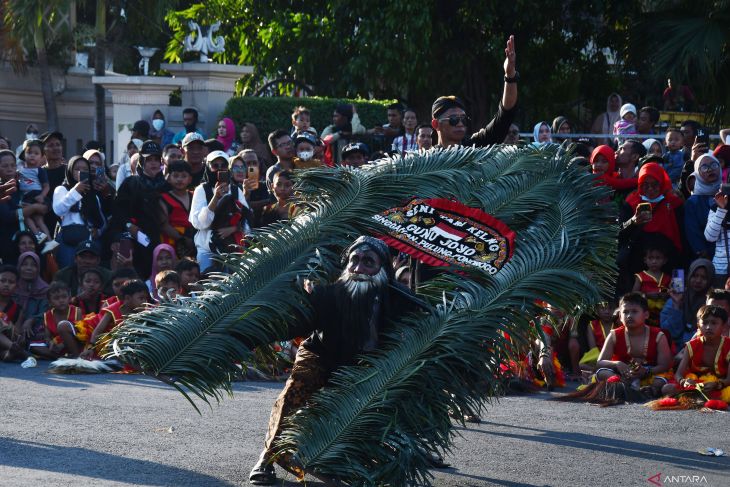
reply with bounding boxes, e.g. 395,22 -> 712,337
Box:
94,0 -> 106,146
33,26 -> 58,131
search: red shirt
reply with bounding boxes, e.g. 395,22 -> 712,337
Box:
611,325 -> 665,366
686,336 -> 730,378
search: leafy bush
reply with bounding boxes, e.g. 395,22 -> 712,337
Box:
221,96 -> 396,140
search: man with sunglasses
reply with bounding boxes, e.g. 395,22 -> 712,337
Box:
431,35 -> 518,148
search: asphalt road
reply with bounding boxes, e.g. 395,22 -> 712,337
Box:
1,363 -> 728,487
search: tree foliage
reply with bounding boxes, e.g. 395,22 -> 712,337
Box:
164,1 -> 642,128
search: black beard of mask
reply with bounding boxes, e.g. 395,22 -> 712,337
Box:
184,122 -> 197,133
334,267 -> 388,354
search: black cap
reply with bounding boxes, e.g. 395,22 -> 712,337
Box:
140,140 -> 162,157
638,154 -> 664,167
39,131 -> 64,144
75,240 -> 101,256
342,142 -> 370,159
294,131 -> 318,147
204,138 -> 225,152
431,96 -> 466,118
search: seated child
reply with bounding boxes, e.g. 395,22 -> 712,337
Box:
596,292 -> 672,397
706,288 -> 730,337
18,140 -> 55,248
0,265 -> 36,367
70,268 -> 110,316
632,245 -> 671,327
175,259 -> 201,297
155,270 -> 181,302
145,244 -> 177,297
578,301 -> 619,372
83,279 -> 150,357
44,281 -> 85,357
661,305 -> 730,398
159,161 -> 195,258
663,128 -> 685,188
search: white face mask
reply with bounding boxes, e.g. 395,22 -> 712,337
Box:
25,132 -> 38,141
152,119 -> 164,131
297,150 -> 313,161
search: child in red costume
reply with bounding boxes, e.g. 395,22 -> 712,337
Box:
662,305 -> 730,400
596,292 -> 672,397
46,281 -> 91,357
82,279 -> 150,358
579,301 -> 619,372
632,245 -> 671,327
159,161 -> 194,258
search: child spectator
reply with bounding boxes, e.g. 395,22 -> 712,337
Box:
578,301 -> 618,371
146,244 -> 177,297
685,153 -> 721,260
291,106 -> 317,136
632,244 -> 671,327
255,171 -> 294,228
704,189 -> 730,287
706,288 -> 730,337
661,305 -> 730,396
155,270 -> 181,302
663,128 -> 685,188
613,103 -> 637,138
85,279 -> 150,353
70,268 -> 109,316
292,131 -> 324,170
43,281 -> 84,357
175,259 -> 201,297
661,258 -> 715,349
17,140 -> 54,248
642,138 -> 663,158
159,161 -> 195,258
0,265 -> 36,366
596,292 -> 672,397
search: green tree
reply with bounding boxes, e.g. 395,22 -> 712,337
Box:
164,1 -> 640,129
3,0 -> 72,131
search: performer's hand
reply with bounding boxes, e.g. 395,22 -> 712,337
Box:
537,354 -> 553,377
503,35 -> 516,77
614,362 -> 630,376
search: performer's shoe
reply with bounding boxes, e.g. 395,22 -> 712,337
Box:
249,463 -> 276,485
426,452 -> 451,469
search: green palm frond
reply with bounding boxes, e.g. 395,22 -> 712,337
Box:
274,155 -> 616,484
106,145 -> 616,484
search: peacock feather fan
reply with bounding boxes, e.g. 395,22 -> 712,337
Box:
104,145 -> 617,486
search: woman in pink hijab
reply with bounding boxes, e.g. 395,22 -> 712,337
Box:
146,243 -> 178,299
217,117 -> 237,155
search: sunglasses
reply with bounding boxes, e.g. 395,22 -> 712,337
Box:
210,163 -> 227,170
439,115 -> 470,126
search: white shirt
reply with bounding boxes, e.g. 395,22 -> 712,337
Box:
189,184 -> 251,252
52,185 -> 85,227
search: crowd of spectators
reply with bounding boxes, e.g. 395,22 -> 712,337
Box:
1,96 -> 729,403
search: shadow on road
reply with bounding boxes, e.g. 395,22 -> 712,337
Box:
447,470 -> 548,487
465,422 -> 729,472
0,437 -> 230,486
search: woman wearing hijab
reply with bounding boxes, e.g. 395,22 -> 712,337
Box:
217,117 -> 237,156
146,243 -> 178,299
13,252 -> 50,354
684,154 -> 722,259
591,92 -> 623,145
149,110 -> 174,146
551,116 -> 572,143
661,258 -> 715,349
52,156 -> 107,268
239,122 -> 273,169
617,162 -> 685,294
190,151 -> 251,273
531,121 -> 552,146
